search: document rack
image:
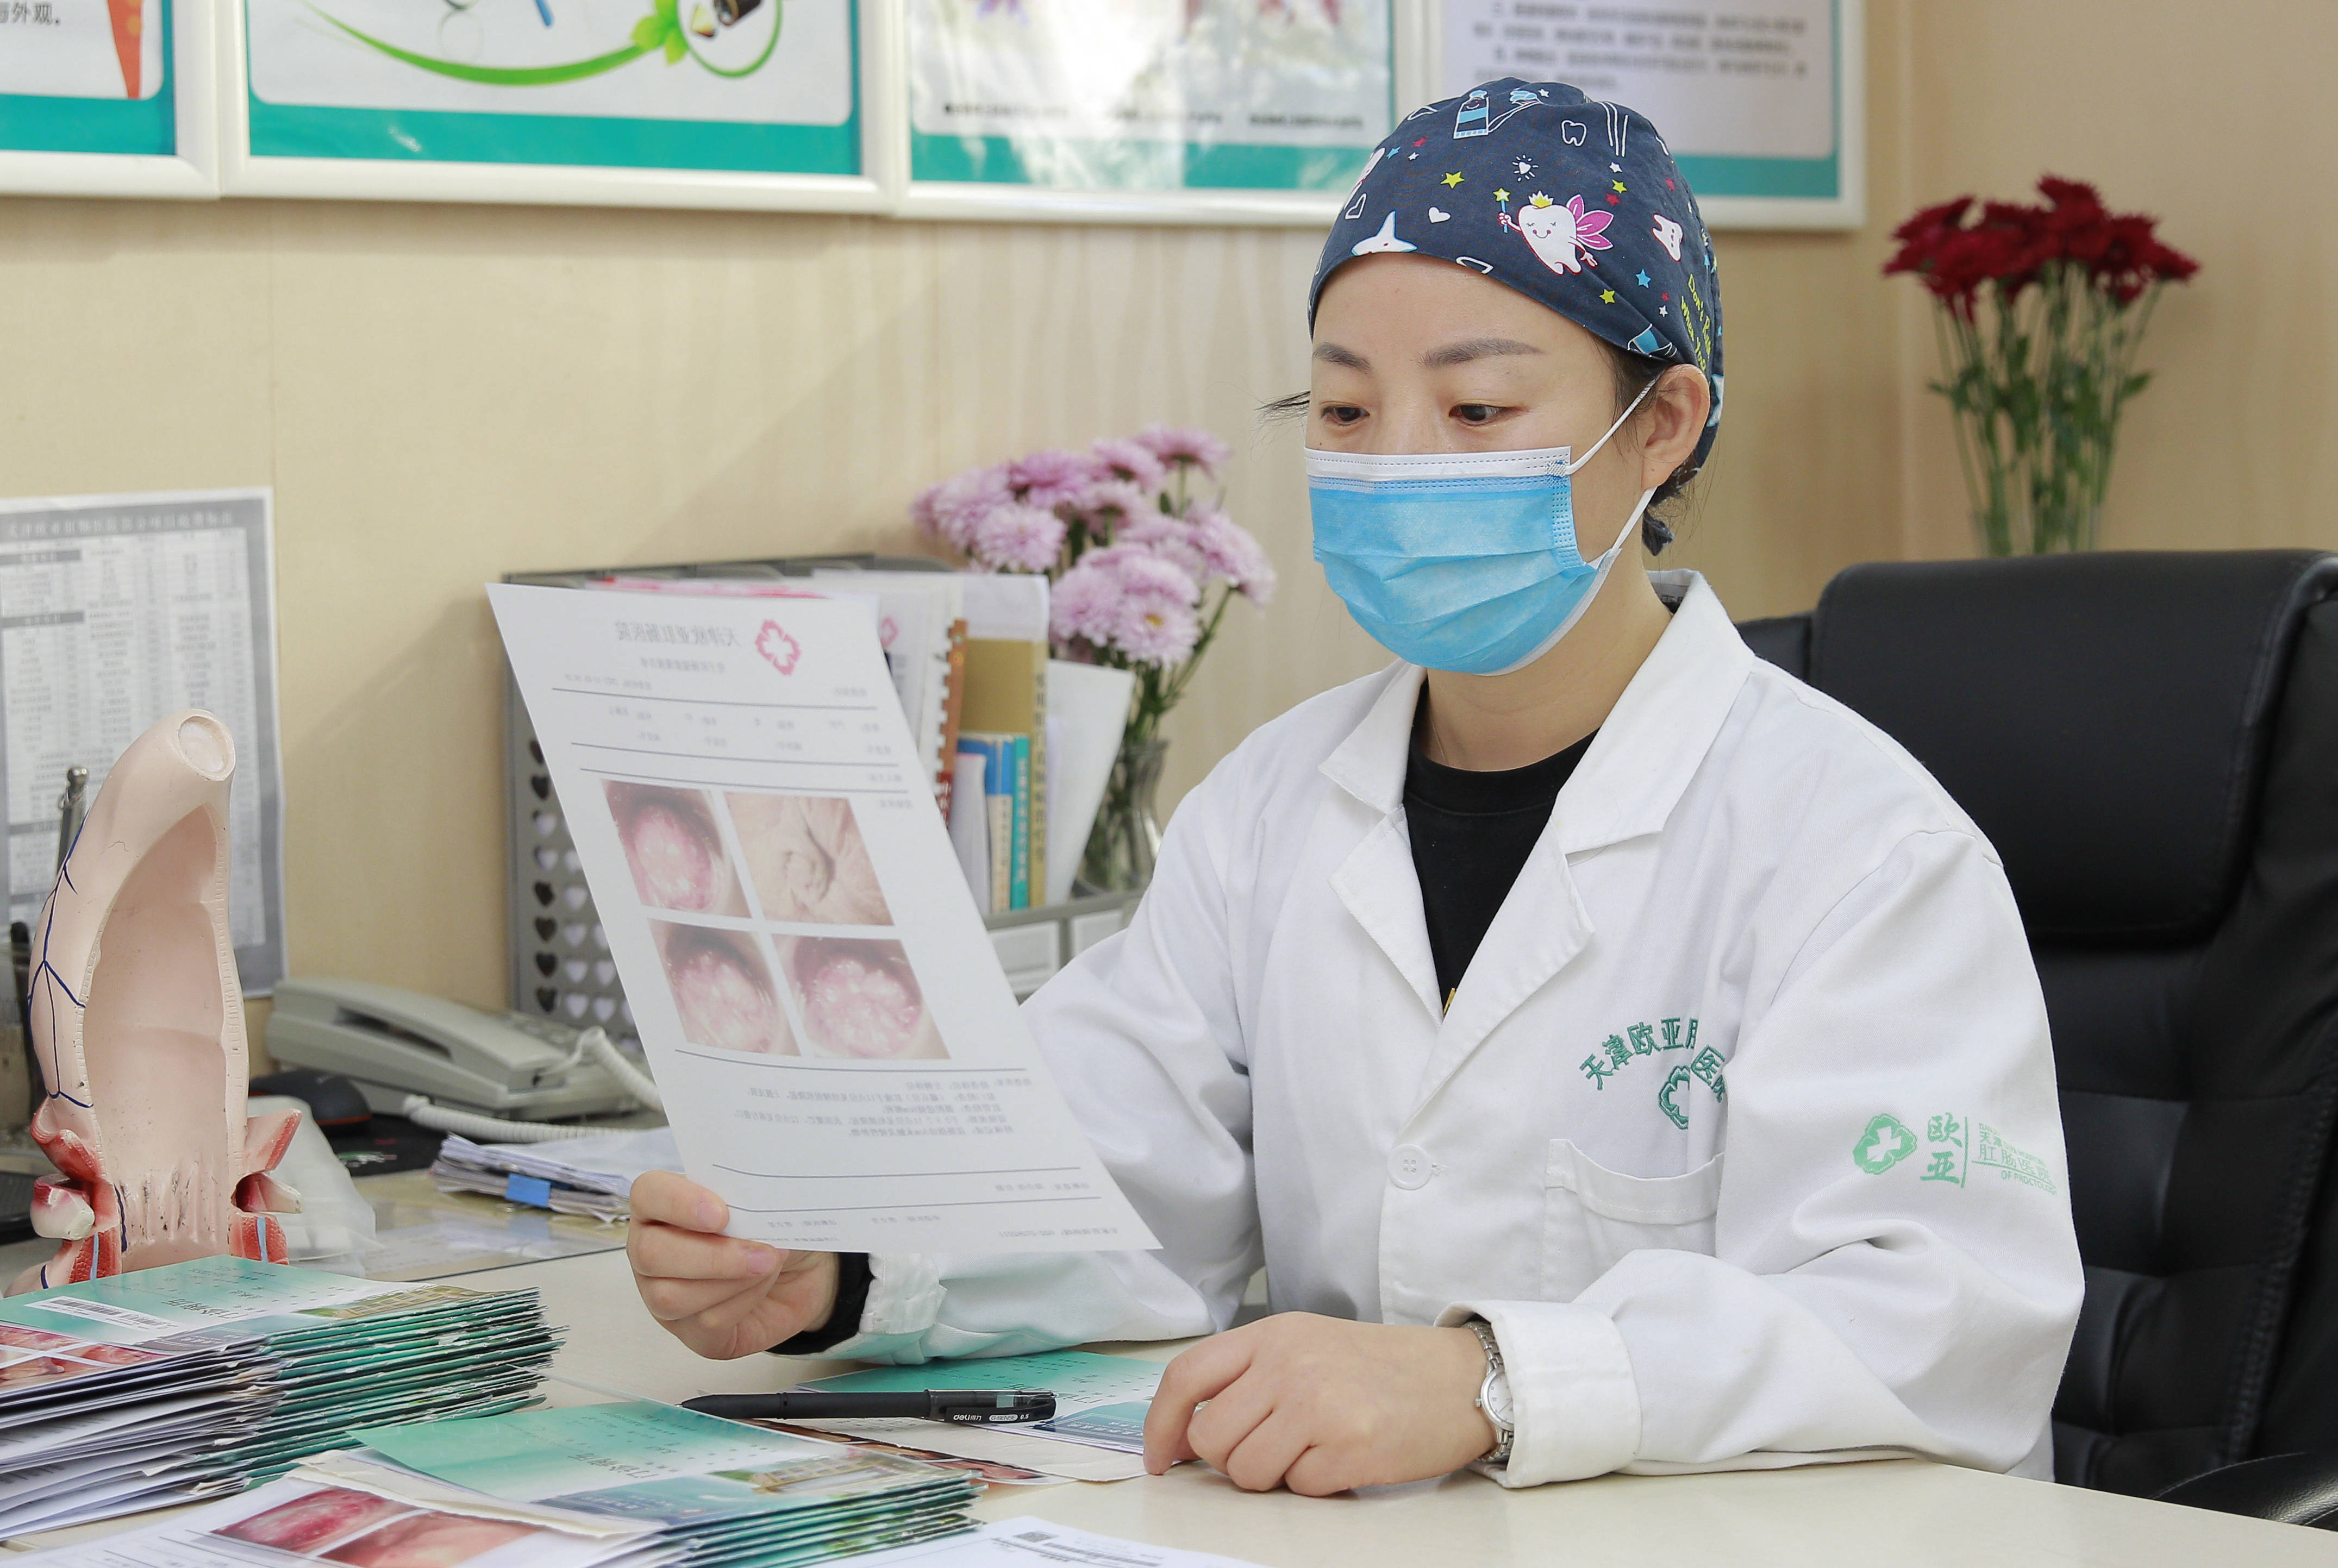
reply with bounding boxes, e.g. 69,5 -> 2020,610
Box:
502,555 -> 1144,1052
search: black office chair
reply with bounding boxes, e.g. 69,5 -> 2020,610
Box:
1737,550 -> 2338,1528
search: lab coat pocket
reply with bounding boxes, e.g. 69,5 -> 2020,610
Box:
1541,1140 -> 1723,1298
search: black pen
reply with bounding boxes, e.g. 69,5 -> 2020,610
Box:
683,1389 -> 1057,1426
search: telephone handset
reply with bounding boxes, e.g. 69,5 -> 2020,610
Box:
265,978 -> 640,1121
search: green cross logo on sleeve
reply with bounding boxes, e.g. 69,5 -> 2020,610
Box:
1852,1114 -> 1918,1174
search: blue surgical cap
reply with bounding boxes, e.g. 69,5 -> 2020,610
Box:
1310,79 -> 1724,474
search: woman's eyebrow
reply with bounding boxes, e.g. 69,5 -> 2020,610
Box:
1420,337 -> 1544,368
1313,342 -> 1370,369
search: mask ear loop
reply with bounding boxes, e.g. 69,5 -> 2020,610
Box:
1562,371 -> 1667,560
1555,372 -> 1664,478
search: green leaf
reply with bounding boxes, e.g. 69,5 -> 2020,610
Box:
631,11 -> 662,47
664,29 -> 686,61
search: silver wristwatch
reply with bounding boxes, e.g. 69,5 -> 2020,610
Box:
1465,1318 -> 1515,1468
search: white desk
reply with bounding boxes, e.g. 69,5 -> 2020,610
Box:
504,1249 -> 2338,1568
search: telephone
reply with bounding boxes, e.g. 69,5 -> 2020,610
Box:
265,979 -> 641,1121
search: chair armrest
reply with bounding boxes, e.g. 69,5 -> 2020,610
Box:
2155,1453 -> 2338,1529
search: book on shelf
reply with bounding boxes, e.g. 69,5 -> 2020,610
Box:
957,578 -> 1049,914
955,733 -> 1016,913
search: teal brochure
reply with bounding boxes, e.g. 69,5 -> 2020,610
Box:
358,1401 -> 975,1521
799,1350 -> 1164,1454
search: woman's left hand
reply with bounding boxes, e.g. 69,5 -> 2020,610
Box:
1140,1313 -> 1496,1495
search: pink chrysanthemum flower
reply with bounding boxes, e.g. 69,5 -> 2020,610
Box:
1134,424 -> 1233,478
1089,437 -> 1168,493
1050,560 -> 1127,647
925,465 -> 1013,550
1188,507 -> 1278,604
1083,544 -> 1200,610
1067,478 -> 1155,534
1118,510 -> 1208,581
970,503 -> 1068,574
1114,596 -> 1203,666
1009,448 -> 1104,512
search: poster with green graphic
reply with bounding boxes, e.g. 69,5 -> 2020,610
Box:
242,0 -> 858,178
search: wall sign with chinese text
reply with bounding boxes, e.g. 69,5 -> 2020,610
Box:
1435,0 -> 1864,230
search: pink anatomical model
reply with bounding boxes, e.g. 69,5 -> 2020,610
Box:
10,710 -> 301,1295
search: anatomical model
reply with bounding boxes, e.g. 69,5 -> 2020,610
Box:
10,710 -> 300,1295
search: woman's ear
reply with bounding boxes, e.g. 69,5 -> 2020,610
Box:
1636,366 -> 1712,490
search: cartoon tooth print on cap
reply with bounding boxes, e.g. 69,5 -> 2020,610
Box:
1508,191 -> 1612,276
1351,213 -> 1417,256
1652,211 -> 1686,262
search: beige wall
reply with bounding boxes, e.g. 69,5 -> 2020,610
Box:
0,0 -> 2319,1014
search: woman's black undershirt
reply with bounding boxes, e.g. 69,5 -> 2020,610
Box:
1405,725 -> 1596,1008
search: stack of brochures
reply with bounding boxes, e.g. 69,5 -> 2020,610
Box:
0,1255 -> 557,1535
348,1400 -> 978,1566
28,1470 -> 1233,1568
430,1127 -> 683,1222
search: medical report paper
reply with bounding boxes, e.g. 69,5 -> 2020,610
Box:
489,585 -> 1157,1255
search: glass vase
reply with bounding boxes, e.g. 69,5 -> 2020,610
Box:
1079,737 -> 1170,894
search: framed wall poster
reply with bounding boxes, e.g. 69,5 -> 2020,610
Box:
0,0 -> 220,197
895,0 -> 1416,226
1435,0 -> 1864,230
218,0 -> 893,210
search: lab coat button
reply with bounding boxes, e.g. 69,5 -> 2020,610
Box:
1389,1143 -> 1433,1190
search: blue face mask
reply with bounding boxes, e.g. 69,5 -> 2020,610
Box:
1307,384 -> 1658,676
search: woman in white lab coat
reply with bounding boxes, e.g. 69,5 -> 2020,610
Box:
628,80 -> 2085,1495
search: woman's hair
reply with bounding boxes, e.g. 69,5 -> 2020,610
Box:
1260,341 -> 1703,555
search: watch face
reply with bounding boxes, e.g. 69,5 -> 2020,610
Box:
1485,1373 -> 1514,1427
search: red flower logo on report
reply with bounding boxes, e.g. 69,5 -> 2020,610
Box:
755,621 -> 802,675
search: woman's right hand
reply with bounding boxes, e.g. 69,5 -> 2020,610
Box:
628,1171 -> 840,1359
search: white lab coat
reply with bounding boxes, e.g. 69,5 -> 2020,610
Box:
832,572 -> 2084,1489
